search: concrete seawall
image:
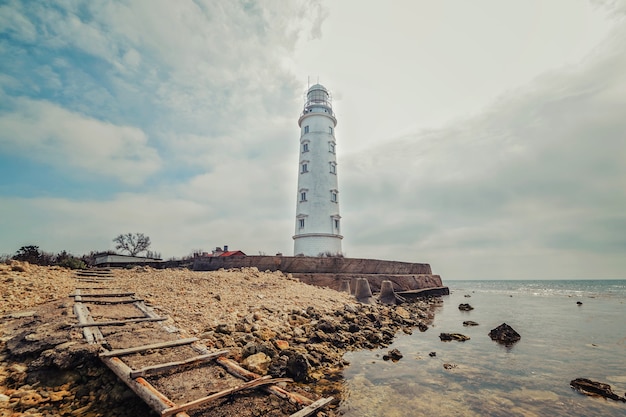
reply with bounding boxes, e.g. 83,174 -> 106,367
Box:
193,256 -> 447,294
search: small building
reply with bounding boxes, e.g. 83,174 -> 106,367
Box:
211,245 -> 246,257
94,253 -> 164,268
219,250 -> 246,257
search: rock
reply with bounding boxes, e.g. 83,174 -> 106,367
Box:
429,352 -> 437,357
242,352 -> 271,375
577,301 -> 583,306
463,321 -> 479,326
395,306 -> 411,320
382,348 -> 403,362
286,352 -> 310,382
439,333 -> 470,342
458,303 -> 474,311
274,339 -> 289,351
443,363 -> 457,370
570,378 -> 626,402
488,323 -> 521,345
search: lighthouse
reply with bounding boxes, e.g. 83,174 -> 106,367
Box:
293,84 -> 343,256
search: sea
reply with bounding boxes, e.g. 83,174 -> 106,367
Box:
338,280 -> 626,417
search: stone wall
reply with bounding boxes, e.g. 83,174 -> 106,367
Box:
193,256 -> 432,275
193,256 -> 444,293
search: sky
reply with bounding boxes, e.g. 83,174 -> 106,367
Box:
1,0 -> 625,279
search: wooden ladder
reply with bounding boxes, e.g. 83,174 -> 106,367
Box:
71,281 -> 333,416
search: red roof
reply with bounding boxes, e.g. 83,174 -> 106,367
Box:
219,250 -> 246,257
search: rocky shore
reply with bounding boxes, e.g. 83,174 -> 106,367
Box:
0,261 -> 440,416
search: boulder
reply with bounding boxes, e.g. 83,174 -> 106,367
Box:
463,321 -> 479,326
458,303 -> 474,311
439,333 -> 470,342
570,378 -> 626,402
488,323 -> 521,345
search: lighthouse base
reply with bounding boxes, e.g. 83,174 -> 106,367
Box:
293,233 -> 343,257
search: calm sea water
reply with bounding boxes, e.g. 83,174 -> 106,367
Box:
339,280 -> 626,417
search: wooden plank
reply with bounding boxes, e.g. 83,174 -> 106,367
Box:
80,298 -> 143,304
216,357 -> 313,406
130,350 -> 229,378
69,292 -> 135,297
100,338 -> 199,357
73,301 -> 106,345
133,301 -> 162,319
290,397 -> 335,417
161,376 -> 293,417
73,317 -> 167,328
101,356 -> 190,417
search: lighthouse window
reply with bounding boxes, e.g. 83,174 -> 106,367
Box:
334,219 -> 340,229
329,141 -> 336,154
299,219 -> 305,229
329,127 -> 333,134
329,162 -> 336,174
302,143 -> 309,153
301,163 -> 308,173
304,125 -> 309,134
300,192 -> 307,202
331,191 -> 338,202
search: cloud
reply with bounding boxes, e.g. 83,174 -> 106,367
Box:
341,21 -> 626,277
0,98 -> 161,185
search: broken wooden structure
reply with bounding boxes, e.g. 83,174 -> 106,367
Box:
71,269 -> 333,416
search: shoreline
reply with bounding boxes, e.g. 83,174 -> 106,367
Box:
0,262 -> 440,416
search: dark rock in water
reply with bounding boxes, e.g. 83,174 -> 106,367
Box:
458,303 -> 474,311
443,363 -> 457,370
488,323 -> 521,345
439,333 -> 470,342
463,321 -> 479,326
577,301 -> 583,305
464,294 -> 471,298
382,348 -> 403,362
570,378 -> 626,402
417,322 -> 429,332
428,352 -> 437,357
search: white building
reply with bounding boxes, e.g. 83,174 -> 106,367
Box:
293,84 -> 343,256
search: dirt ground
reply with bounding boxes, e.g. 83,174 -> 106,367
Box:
0,261 -> 438,417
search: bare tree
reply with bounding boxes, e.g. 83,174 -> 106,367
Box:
113,233 -> 151,256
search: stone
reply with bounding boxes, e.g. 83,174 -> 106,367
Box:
242,352 -> 271,375
429,351 -> 437,357
439,333 -> 470,342
463,321 -> 479,326
286,352 -> 310,382
382,348 -> 403,362
570,378 -> 626,402
488,323 -> 521,345
443,363 -> 457,370
458,303 -> 474,311
577,301 -> 583,306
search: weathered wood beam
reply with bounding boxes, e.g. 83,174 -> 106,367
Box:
216,356 -> 313,406
289,397 -> 335,417
130,350 -> 229,378
69,292 -> 135,297
80,298 -> 143,305
160,376 -> 293,417
100,337 -> 199,357
101,356 -> 190,417
73,317 -> 167,328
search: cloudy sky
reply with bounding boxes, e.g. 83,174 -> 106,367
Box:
1,0 -> 625,279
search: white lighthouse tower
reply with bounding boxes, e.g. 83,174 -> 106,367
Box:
293,84 -> 343,256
